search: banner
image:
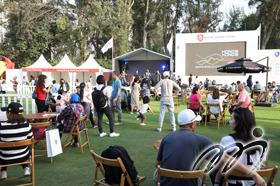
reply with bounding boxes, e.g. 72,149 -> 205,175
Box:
101,37 -> 113,54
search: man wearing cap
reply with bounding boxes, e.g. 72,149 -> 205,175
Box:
0,103 -> 33,179
155,109 -> 214,185
154,71 -> 181,132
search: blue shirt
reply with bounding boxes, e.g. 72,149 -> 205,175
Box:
253,84 -> 261,90
52,85 -> 58,94
111,79 -> 121,98
22,79 -> 26,86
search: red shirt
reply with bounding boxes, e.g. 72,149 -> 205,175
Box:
189,93 -> 200,109
35,85 -> 46,100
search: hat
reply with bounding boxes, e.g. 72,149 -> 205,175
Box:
1,102 -> 24,115
163,71 -> 170,77
177,109 -> 201,125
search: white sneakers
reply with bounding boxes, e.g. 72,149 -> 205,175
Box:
114,122 -> 122,125
136,112 -> 139,114
135,116 -> 139,120
100,132 -> 107,137
0,171 -> 7,180
140,123 -> 146,126
130,111 -> 133,114
157,128 -> 162,132
23,167 -> 30,176
0,167 -> 30,180
110,132 -> 120,137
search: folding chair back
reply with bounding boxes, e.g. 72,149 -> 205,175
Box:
0,138 -> 35,186
157,165 -> 207,186
90,150 -> 146,186
60,114 -> 89,154
223,166 -> 278,186
48,103 -> 60,112
205,103 -> 225,128
187,101 -> 203,125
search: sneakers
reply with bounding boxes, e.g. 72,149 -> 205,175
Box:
110,132 -> 120,137
106,122 -> 109,124
136,112 -> 139,114
172,128 -> 176,132
114,122 -> 122,125
157,128 -> 162,132
140,123 -> 146,126
130,111 -> 133,114
0,171 -> 7,180
93,124 -> 98,128
23,167 -> 30,176
100,132 -> 107,137
70,142 -> 79,147
135,116 -> 139,120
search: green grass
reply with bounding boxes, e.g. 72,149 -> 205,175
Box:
2,94 -> 280,186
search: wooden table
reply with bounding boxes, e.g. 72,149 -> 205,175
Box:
24,112 -> 59,122
154,139 -> 162,151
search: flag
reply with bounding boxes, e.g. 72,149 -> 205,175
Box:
101,37 -> 113,54
167,35 -> 173,55
256,24 -> 261,36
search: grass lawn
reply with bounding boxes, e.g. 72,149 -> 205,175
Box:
2,93 -> 280,186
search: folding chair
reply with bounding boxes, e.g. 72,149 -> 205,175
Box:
157,165 -> 207,186
205,103 -> 225,129
247,102 -> 255,118
60,114 -> 89,154
30,122 -> 54,163
223,166 -> 278,186
47,103 -> 60,112
261,140 -> 273,180
253,89 -> 261,100
90,150 -> 146,186
174,95 -> 180,107
0,138 -> 35,186
187,101 -> 203,125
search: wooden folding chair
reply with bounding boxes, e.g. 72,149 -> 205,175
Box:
90,150 -> 146,186
157,165 -> 207,186
261,140 -> 273,180
253,89 -> 261,100
174,95 -> 180,107
0,138 -> 35,186
187,101 -> 203,125
48,103 -> 60,112
223,166 -> 278,186
205,103 -> 225,129
60,114 -> 89,154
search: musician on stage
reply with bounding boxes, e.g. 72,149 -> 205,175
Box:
121,70 -> 127,85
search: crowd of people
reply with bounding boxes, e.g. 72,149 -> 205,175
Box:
0,71 -> 277,186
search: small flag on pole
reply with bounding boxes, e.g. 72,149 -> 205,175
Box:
167,36 -> 173,55
256,24 -> 261,36
101,37 -> 113,54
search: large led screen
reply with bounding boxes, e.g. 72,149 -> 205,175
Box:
185,42 -> 246,76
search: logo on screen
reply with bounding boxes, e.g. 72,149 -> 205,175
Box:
197,34 -> 204,42
275,52 -> 279,57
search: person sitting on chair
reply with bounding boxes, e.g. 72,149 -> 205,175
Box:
0,103 -> 33,179
206,88 -> 228,120
230,84 -> 251,114
189,87 -> 205,114
57,94 -> 85,147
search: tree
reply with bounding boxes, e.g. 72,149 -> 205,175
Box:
222,6 -> 245,31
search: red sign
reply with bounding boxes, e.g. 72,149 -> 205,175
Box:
197,34 -> 204,42
22,68 -> 99,72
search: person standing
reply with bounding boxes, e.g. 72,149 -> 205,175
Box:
92,75 -> 120,137
109,71 -> 122,125
176,75 -> 182,87
145,69 -> 151,79
52,80 -> 58,94
10,76 -> 18,94
154,71 -> 181,132
121,70 -> 127,85
188,74 -> 192,87
22,76 -> 28,86
130,78 -> 141,114
16,76 -> 22,94
44,87 -> 56,112
89,76 -> 93,85
35,74 -> 51,113
1,80 -> 7,94
130,76 -> 135,86
75,79 -> 80,86
247,75 -> 253,90
59,78 -> 70,92
156,70 -> 161,80
140,78 -> 152,100
134,70 -> 140,79
194,76 -> 199,87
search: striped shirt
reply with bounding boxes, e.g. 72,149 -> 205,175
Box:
0,121 -> 33,165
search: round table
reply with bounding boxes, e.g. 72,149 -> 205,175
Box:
154,139 -> 162,151
24,112 -> 59,122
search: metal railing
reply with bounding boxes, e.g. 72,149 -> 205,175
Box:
0,94 -> 36,114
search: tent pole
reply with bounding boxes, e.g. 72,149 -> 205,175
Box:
265,56 -> 269,102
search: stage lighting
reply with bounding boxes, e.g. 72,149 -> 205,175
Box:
125,61 -> 128,65
162,65 -> 166,70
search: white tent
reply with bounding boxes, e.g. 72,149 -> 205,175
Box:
22,54 -> 53,84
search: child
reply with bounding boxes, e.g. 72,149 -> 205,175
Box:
135,97 -> 154,125
56,90 -> 69,112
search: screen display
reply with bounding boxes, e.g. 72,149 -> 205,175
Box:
185,42 -> 246,76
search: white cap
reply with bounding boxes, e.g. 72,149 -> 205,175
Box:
163,71 -> 170,77
177,109 -> 201,125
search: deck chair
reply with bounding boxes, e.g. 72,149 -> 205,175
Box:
47,103 -> 60,112
157,165 -> 207,186
223,166 -> 278,186
0,138 -> 35,186
60,114 -> 89,154
205,103 -> 225,129
30,122 -> 53,163
187,101 -> 203,125
90,150 -> 146,186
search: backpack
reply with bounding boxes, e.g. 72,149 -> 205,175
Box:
101,146 -> 138,186
92,86 -> 107,108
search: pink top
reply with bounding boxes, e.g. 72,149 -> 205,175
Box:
238,89 -> 251,109
1,84 -> 7,91
56,95 -> 67,112
189,93 -> 200,109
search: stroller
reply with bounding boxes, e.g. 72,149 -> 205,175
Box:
121,88 -> 129,111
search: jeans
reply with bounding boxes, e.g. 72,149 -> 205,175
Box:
158,99 -> 175,129
35,99 -> 45,113
96,105 -> 114,133
136,113 -> 146,123
110,96 -> 122,123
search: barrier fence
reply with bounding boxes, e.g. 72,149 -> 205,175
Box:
0,94 -> 36,114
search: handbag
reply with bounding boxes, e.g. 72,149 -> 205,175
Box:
32,90 -> 38,99
46,123 -> 62,157
32,127 -> 46,140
